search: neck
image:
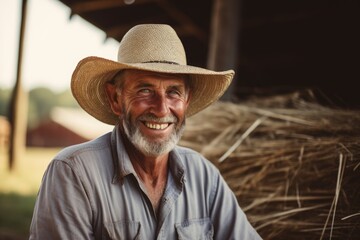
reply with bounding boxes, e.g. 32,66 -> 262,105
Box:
131,152 -> 169,184
121,131 -> 169,212
121,130 -> 169,183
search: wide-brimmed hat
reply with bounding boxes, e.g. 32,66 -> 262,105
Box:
71,24 -> 234,125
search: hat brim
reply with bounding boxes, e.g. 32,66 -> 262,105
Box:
71,56 -> 234,125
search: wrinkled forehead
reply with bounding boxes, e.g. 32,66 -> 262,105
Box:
112,69 -> 191,90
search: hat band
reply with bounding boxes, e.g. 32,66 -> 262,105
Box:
142,60 -> 179,65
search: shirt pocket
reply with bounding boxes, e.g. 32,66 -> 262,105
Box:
175,218 -> 214,240
103,220 -> 142,240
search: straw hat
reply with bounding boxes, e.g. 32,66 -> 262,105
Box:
71,24 -> 235,125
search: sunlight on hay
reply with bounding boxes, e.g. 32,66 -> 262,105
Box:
180,90 -> 360,240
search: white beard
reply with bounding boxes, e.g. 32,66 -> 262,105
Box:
122,114 -> 185,157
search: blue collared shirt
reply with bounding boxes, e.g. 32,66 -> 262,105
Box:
30,126 -> 261,239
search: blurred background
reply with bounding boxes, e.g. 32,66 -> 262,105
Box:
0,0 -> 359,239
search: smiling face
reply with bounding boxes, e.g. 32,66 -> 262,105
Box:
105,69 -> 190,157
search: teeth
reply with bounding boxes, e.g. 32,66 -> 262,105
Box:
145,122 -> 169,130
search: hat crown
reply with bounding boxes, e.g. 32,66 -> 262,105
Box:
117,24 -> 187,65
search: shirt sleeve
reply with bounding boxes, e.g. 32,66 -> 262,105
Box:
210,172 -> 262,240
29,159 -> 94,240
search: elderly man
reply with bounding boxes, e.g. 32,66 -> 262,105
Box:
30,24 -> 262,239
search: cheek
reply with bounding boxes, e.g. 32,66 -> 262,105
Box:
122,97 -> 149,119
171,99 -> 188,118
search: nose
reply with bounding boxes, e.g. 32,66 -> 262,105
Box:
150,93 -> 170,117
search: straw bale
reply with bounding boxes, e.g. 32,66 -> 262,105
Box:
180,90 -> 360,240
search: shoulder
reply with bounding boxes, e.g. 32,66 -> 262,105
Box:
55,133 -> 112,161
174,145 -> 220,176
40,132 -> 114,193
47,133 -> 113,176
174,145 -> 209,162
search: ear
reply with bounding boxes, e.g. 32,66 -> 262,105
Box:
105,83 -> 122,116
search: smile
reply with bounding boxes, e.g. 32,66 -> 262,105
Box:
144,122 -> 170,130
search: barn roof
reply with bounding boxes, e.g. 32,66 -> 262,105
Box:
57,0 -> 360,107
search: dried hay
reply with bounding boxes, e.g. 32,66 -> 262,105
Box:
180,90 -> 360,240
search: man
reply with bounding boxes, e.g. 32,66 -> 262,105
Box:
30,24 -> 261,239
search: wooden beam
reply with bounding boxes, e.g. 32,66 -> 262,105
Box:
104,14 -> 167,40
156,0 -> 207,42
8,0 -> 29,170
207,0 -> 241,101
70,0 -> 156,14
106,21 -> 197,41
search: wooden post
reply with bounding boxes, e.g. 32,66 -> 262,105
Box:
8,0 -> 29,170
207,0 -> 240,101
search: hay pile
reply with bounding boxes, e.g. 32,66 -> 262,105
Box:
180,90 -> 360,240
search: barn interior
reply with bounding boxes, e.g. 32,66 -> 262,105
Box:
58,0 -> 360,108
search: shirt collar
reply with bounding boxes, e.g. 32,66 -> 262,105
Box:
169,150 -> 186,189
110,125 -> 136,184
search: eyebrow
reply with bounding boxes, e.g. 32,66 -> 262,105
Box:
167,84 -> 186,91
135,82 -> 153,88
134,81 -> 186,90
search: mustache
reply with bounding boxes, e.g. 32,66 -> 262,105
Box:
138,113 -> 178,124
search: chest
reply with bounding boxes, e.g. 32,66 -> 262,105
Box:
90,174 -> 213,239
142,179 -> 167,214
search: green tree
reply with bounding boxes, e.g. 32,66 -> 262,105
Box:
28,87 -> 56,128
2,86 -> 80,129
56,89 -> 80,108
0,88 -> 12,118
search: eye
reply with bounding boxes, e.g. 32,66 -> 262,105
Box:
138,88 -> 152,95
167,88 -> 183,98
